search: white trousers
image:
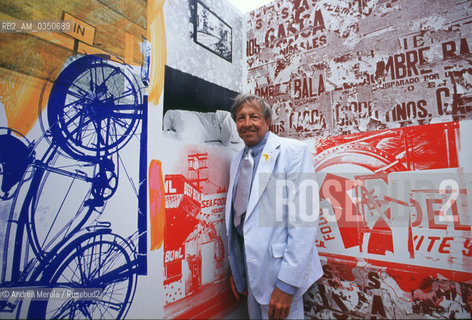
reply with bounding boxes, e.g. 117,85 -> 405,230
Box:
246,285 -> 304,319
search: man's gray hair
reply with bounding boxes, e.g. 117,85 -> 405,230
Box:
230,93 -> 272,121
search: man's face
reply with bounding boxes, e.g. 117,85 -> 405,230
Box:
235,103 -> 270,146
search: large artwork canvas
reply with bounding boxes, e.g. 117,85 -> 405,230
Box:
245,0 -> 472,318
0,0 -> 154,318
156,67 -> 241,319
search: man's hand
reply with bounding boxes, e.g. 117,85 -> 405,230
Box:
268,287 -> 293,319
229,275 -> 247,300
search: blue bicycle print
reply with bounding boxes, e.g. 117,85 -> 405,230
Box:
0,54 -> 148,319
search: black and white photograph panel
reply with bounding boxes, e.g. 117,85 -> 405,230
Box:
194,0 -> 232,62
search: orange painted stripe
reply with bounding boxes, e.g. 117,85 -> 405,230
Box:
149,159 -> 166,250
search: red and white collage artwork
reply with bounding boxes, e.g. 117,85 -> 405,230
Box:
245,0 -> 472,317
307,120 -> 471,318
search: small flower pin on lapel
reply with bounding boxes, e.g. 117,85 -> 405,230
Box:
262,153 -> 269,161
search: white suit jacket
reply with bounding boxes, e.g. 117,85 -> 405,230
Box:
225,132 -> 323,305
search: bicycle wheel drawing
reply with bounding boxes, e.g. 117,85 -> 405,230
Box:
46,55 -> 143,162
23,155 -> 98,258
28,232 -> 137,319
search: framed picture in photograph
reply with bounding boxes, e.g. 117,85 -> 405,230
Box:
194,0 -> 232,62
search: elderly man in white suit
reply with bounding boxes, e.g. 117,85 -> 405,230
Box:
225,94 -> 323,319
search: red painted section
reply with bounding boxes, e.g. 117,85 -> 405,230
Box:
315,121 -> 460,171
320,173 -> 367,249
367,217 -> 393,255
163,152 -> 234,318
172,286 -> 238,319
